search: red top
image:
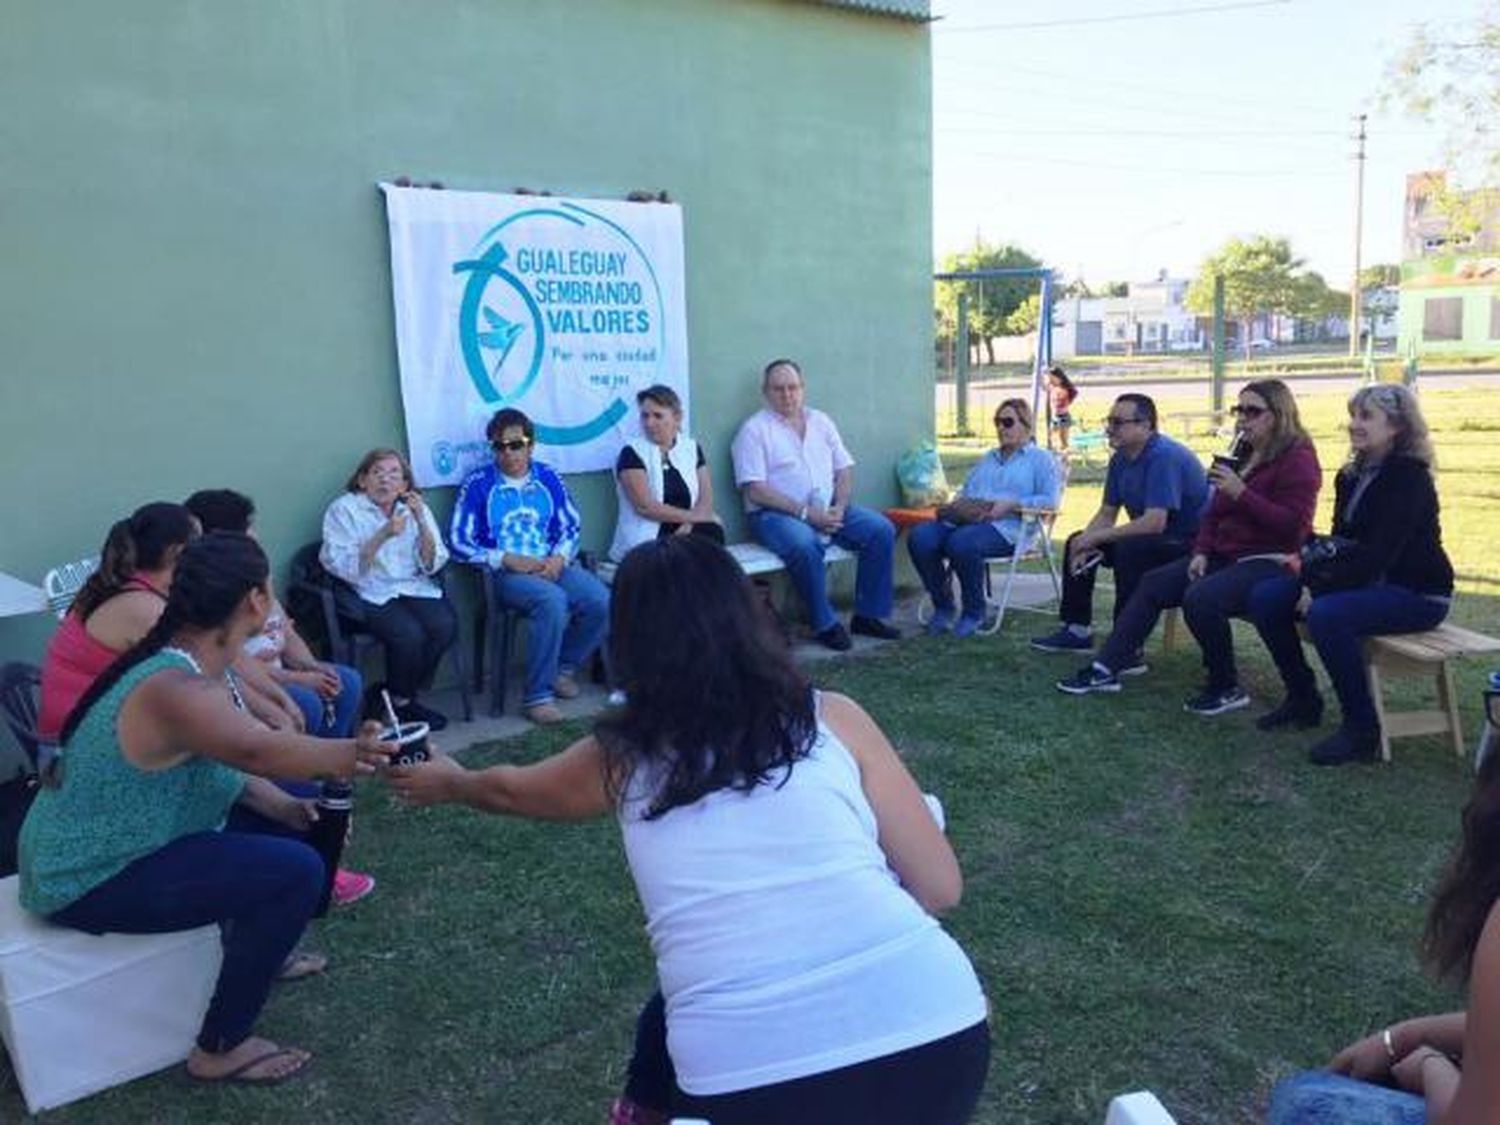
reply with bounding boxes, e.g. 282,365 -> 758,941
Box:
1193,440 -> 1321,560
37,575 -> 165,740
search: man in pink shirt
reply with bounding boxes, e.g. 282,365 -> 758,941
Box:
730,358 -> 900,650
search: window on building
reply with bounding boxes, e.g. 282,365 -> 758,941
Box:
1423,297 -> 1464,341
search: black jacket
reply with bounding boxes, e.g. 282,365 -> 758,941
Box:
1319,453 -> 1453,596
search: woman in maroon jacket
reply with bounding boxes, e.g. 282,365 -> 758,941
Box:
1057,380 -> 1321,713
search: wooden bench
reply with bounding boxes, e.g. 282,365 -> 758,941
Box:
596,540 -> 855,583
1362,624 -> 1500,761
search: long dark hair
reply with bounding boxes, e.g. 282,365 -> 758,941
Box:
58,533 -> 270,747
72,502 -> 198,620
595,536 -> 817,819
1424,748 -> 1500,983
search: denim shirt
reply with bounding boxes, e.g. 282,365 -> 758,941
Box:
958,443 -> 1060,550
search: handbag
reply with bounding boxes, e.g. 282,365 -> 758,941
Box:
0,771 -> 38,878
935,498 -> 993,526
1299,534 -> 1361,593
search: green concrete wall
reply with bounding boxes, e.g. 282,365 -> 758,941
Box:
1397,254 -> 1500,359
0,0 -> 933,662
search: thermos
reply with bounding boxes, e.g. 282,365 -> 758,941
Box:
307,780 -> 353,917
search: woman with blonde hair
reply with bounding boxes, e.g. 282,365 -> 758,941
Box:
1247,383 -> 1453,764
908,397 -> 1059,637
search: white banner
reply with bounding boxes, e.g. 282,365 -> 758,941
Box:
381,185 -> 690,485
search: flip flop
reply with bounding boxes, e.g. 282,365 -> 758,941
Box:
187,1047 -> 312,1086
277,949 -> 329,982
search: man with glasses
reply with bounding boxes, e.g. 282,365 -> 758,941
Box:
450,408 -> 609,725
731,358 -> 901,651
1030,393 -> 1207,668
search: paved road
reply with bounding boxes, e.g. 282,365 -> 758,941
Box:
940,369 -> 1500,418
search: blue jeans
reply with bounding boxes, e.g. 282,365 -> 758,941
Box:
49,829 -> 325,1054
748,504 -> 896,632
1248,578 -> 1449,729
1266,1071 -> 1425,1124
283,663 -> 363,737
907,520 -> 1013,620
493,564 -> 610,707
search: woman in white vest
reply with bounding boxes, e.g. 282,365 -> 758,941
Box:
389,536 -> 990,1123
609,384 -> 724,562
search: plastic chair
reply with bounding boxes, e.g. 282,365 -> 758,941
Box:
285,544 -> 472,723
463,564 -> 525,718
0,663 -> 43,772
41,558 -> 99,620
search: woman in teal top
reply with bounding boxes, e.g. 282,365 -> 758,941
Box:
19,533 -> 390,1086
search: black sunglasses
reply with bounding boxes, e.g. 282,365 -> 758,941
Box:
1231,404 -> 1269,418
995,416 -> 1023,429
491,438 -> 530,453
1104,415 -> 1143,429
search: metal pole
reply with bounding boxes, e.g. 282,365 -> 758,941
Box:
1033,271 -> 1053,424
956,290 -> 970,436
1349,113 -> 1367,359
1211,274 -> 1226,414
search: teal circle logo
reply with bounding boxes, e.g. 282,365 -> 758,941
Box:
453,203 -> 667,447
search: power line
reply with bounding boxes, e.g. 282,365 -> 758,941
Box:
935,0 -> 1292,34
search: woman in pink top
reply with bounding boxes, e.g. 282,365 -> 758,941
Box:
38,503 -> 198,740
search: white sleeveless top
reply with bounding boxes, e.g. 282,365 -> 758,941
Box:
616,702 -> 988,1096
609,435 -> 702,562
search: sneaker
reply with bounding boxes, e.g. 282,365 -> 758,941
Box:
1116,652 -> 1150,677
1030,627 -> 1093,654
1255,693 -> 1324,731
953,614 -> 984,638
397,700 -> 449,732
1309,726 -> 1380,766
552,673 -> 581,699
1183,685 -> 1251,716
331,869 -> 375,907
850,615 -> 901,641
523,702 -> 566,726
925,607 -> 955,636
1056,664 -> 1121,695
815,623 -> 853,651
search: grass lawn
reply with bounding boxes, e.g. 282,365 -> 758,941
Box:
6,387 -> 1499,1123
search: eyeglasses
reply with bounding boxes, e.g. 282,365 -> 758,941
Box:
1231,404 -> 1269,418
996,416 -> 1023,429
1104,415 -> 1144,429
491,438 -> 530,453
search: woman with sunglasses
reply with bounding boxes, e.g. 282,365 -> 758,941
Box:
320,448 -> 458,730
1057,380 -> 1321,713
908,398 -> 1059,637
1247,383 -> 1452,765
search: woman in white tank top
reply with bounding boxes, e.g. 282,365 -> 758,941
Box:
389,536 -> 990,1124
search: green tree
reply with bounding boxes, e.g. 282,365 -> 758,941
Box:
1184,236 -> 1309,358
1359,263 -> 1400,290
1357,264 -> 1400,343
934,241 -> 1042,365
1387,3 -> 1500,218
1004,293 -> 1041,336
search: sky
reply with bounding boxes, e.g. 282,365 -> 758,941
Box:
930,0 -> 1484,288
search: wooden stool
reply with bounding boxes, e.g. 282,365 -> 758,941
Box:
1363,625 -> 1500,762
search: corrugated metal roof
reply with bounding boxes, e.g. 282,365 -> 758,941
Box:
803,0 -> 932,23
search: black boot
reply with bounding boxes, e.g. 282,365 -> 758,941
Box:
1256,692 -> 1324,732
1308,724 -> 1380,766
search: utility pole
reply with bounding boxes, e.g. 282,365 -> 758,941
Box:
1348,113 -> 1367,359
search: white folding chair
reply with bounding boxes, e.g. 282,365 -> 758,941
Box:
917,452 -> 1070,635
42,557 -> 99,620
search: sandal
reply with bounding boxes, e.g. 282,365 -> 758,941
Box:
277,949 -> 329,982
187,1046 -> 312,1086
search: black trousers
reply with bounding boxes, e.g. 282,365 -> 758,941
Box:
624,990 -> 989,1125
1095,554 -> 1285,685
333,586 -> 457,699
1058,530 -> 1191,629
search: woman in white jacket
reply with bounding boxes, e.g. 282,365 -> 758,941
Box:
609,385 -> 724,562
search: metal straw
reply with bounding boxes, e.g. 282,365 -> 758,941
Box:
380,689 -> 402,734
